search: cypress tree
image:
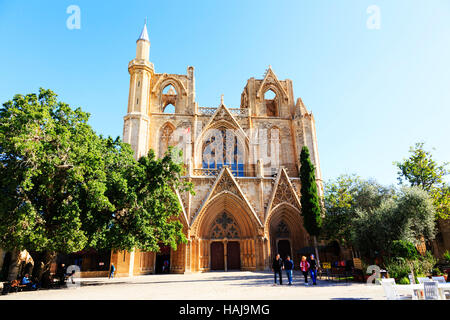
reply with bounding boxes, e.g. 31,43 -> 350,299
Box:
300,146 -> 323,265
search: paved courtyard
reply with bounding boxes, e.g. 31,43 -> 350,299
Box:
0,271 -> 391,300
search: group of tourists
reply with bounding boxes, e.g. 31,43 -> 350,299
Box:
272,253 -> 318,286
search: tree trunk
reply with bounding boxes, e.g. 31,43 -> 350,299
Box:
30,251 -> 57,288
313,236 -> 321,267
7,250 -> 20,281
409,261 -> 416,284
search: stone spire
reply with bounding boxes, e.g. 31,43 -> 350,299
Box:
137,21 -> 149,43
135,21 -> 151,60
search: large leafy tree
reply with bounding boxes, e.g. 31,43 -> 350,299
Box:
322,175 -> 394,247
395,142 -> 449,219
351,187 -> 436,260
299,146 -> 323,264
0,89 -> 190,285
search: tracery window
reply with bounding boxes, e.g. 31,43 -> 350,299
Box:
162,85 -> 177,113
276,221 -> 290,238
210,212 -> 240,239
264,89 -> 278,117
202,127 -> 244,177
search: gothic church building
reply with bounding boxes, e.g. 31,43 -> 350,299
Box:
111,24 -> 324,276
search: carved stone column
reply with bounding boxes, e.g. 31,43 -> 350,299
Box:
224,239 -> 228,272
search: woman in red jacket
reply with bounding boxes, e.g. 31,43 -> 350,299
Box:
300,256 -> 310,285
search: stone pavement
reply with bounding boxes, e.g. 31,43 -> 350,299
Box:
0,271 -> 389,300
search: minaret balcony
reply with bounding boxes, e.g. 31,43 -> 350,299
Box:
128,59 -> 154,71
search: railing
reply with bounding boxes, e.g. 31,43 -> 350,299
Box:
229,108 -> 249,117
192,165 -> 298,178
192,168 -> 245,177
198,107 -> 249,117
193,168 -> 219,177
198,107 -> 217,116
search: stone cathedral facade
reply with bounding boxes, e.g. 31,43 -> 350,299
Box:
111,24 -> 324,276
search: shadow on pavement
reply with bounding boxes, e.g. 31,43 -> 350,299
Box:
79,271 -> 361,289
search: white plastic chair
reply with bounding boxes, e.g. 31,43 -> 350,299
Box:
432,276 -> 449,299
381,279 -> 410,300
432,276 -> 446,283
423,281 -> 441,300
406,275 -> 420,299
382,278 -> 395,284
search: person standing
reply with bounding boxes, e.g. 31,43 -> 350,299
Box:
272,254 -> 284,286
284,256 -> 294,285
163,260 -> 170,273
300,256 -> 310,285
309,254 -> 318,285
56,263 -> 66,285
109,263 -> 116,279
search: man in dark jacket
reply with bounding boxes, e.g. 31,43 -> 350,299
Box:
309,254 -> 318,285
272,254 -> 284,285
284,256 -> 294,285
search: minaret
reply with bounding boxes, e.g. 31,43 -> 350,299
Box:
123,22 -> 154,159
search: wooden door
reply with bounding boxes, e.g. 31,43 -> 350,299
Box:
227,241 -> 241,270
211,242 -> 224,270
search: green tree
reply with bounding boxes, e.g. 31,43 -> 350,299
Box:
395,142 -> 449,219
322,175 -> 360,247
0,89 -> 191,285
322,175 -> 394,247
299,146 -> 322,264
351,187 -> 436,259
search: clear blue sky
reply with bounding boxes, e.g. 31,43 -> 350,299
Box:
1,0 -> 449,186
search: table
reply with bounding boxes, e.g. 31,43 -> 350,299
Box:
397,283 -> 450,300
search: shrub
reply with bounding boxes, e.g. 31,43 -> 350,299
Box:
385,257 -> 411,281
412,252 -> 437,276
432,267 -> 444,276
398,276 -> 410,285
390,240 -> 418,260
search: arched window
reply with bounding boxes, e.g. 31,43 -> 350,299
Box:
201,127 -> 245,177
264,89 -> 278,117
159,123 -> 175,158
163,85 -> 176,95
161,85 -> 177,113
163,103 -> 176,114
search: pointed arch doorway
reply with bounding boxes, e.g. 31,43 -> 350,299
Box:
209,212 -> 242,271
267,204 -> 309,266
